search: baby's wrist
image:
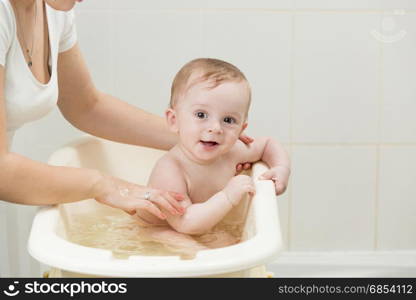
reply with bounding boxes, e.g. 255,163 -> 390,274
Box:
221,190 -> 239,207
222,188 -> 243,207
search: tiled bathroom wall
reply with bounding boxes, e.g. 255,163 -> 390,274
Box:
8,0 -> 416,276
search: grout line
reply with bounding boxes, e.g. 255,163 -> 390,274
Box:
375,146 -> 381,250
287,13 -> 295,252
81,8 -> 416,14
199,8 -> 204,57
290,143 -> 416,146
374,14 -> 384,251
288,15 -> 295,149
290,9 -> 416,14
109,1 -> 117,95
108,5 -> 115,95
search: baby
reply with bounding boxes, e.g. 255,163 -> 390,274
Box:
136,58 -> 290,253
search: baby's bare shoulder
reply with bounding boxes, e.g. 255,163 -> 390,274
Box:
148,151 -> 187,190
154,151 -> 181,170
150,152 -> 184,179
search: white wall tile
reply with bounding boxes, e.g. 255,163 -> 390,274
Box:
204,0 -> 293,10
111,0 -> 293,10
378,146 -> 416,249
76,11 -> 114,94
293,13 -> 380,143
294,0 -> 416,10
112,11 -> 202,115
111,0 -> 205,10
380,13 -> 416,143
291,146 -> 377,250
378,0 -> 416,10
76,0 -> 111,10
203,12 -> 292,142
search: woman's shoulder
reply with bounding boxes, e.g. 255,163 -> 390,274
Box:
0,0 -> 9,9
0,0 -> 14,26
0,0 -> 14,49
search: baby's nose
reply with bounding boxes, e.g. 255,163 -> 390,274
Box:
208,121 -> 222,133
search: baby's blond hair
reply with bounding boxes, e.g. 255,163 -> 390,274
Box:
170,58 -> 251,110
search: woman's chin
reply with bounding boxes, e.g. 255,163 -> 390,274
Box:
46,0 -> 76,11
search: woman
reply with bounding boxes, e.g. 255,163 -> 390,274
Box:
0,0 -> 252,222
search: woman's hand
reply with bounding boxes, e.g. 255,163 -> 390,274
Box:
236,134 -> 254,174
91,175 -> 185,219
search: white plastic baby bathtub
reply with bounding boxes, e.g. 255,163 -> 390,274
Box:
28,136 -> 283,277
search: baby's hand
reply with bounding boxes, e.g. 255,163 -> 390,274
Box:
258,165 -> 290,195
223,175 -> 256,206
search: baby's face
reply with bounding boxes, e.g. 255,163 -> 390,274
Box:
169,80 -> 250,164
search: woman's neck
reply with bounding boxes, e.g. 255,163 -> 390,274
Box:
11,0 -> 39,10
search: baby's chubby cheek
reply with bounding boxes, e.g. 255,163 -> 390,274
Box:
222,133 -> 240,149
178,129 -> 200,147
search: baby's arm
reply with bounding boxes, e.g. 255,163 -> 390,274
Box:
233,137 -> 290,168
231,137 -> 291,195
148,157 -> 254,235
168,174 -> 254,235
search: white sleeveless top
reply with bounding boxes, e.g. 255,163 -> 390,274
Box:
0,0 -> 77,146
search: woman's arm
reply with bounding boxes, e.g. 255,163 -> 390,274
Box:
57,44 -> 177,151
0,65 -> 183,212
0,65 -> 101,205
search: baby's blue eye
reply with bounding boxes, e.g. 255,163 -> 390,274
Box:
196,111 -> 207,119
223,117 -> 236,124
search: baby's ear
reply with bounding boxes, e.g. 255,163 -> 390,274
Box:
165,108 -> 179,133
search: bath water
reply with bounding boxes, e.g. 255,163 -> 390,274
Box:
67,207 -> 246,259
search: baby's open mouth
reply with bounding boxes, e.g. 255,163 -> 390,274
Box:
200,140 -> 219,147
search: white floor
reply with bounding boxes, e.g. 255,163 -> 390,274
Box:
267,251 -> 416,277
